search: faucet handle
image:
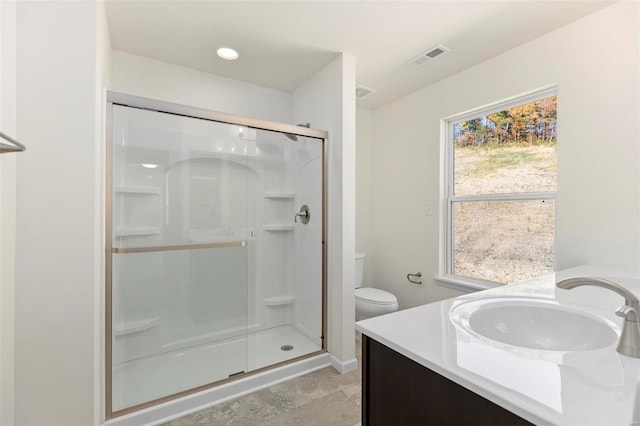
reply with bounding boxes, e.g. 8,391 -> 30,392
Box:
616,305 -> 639,322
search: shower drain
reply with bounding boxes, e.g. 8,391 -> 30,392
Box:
280,344 -> 294,351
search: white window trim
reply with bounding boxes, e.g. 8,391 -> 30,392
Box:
437,85 -> 558,292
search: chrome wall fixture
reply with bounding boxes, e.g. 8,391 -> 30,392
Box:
295,205 -> 311,224
284,123 -> 311,141
557,277 -> 640,358
407,272 -> 423,284
0,130 -> 26,154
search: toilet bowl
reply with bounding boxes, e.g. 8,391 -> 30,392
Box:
355,253 -> 398,321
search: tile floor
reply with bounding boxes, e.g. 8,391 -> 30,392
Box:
166,341 -> 362,426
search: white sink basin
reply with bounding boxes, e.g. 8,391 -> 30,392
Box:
450,297 -> 619,352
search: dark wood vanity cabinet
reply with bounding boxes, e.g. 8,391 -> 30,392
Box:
361,336 -> 534,426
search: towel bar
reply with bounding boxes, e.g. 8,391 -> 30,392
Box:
0,131 -> 26,154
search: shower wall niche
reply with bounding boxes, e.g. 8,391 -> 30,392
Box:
106,95 -> 326,417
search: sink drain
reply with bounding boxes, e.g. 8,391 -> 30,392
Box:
281,344 -> 294,351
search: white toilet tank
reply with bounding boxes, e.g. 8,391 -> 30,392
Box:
355,253 -> 365,288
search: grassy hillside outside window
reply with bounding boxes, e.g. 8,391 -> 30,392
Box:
444,88 -> 557,285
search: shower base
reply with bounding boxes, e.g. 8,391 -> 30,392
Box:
112,324 -> 321,413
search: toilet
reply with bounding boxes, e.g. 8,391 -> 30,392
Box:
355,253 -> 398,321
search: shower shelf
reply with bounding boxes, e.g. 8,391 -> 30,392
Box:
115,227 -> 160,237
115,186 -> 160,195
263,192 -> 294,199
114,317 -> 159,337
263,225 -> 294,231
263,296 -> 294,306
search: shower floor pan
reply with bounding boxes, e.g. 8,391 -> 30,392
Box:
111,324 -> 321,412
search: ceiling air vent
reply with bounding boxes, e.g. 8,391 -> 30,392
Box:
409,45 -> 450,66
356,85 -> 375,98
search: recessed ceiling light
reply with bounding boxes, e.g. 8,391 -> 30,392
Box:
141,163 -> 158,169
217,47 -> 239,61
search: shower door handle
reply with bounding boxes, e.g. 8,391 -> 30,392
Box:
295,205 -> 310,224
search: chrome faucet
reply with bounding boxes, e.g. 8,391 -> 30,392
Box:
556,277 -> 640,358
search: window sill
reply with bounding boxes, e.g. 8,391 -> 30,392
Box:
434,275 -> 504,293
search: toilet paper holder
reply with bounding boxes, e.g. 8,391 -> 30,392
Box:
407,272 -> 422,285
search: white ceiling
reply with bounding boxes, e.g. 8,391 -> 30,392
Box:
105,1 -> 613,109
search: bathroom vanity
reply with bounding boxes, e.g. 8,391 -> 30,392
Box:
361,335 -> 532,425
356,266 -> 640,426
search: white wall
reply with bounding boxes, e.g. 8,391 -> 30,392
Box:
111,50 -> 291,124
369,1 -> 640,310
292,53 -> 357,373
355,106 -> 373,286
0,1 -> 17,425
95,3 -> 111,421
14,2 -> 109,425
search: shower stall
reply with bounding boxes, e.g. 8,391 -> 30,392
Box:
105,93 -> 327,418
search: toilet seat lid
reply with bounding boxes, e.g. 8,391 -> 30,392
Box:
355,287 -> 397,305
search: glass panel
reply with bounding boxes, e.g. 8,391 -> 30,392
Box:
111,105 -> 250,411
453,96 -> 557,196
453,200 -> 554,284
247,129 -> 324,372
111,248 -> 248,410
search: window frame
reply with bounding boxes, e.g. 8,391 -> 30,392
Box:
438,86 -> 558,292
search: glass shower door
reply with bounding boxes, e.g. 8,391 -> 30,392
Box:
109,105 -> 252,412
107,97 -> 327,418
246,129 -> 324,372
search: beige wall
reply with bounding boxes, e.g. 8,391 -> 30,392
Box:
368,1 -> 640,309
14,2 -> 110,425
355,106 -> 374,287
0,1 -> 17,425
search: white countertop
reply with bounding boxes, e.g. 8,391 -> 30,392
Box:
356,265 -> 640,426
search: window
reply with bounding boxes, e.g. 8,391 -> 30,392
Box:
442,88 -> 557,288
